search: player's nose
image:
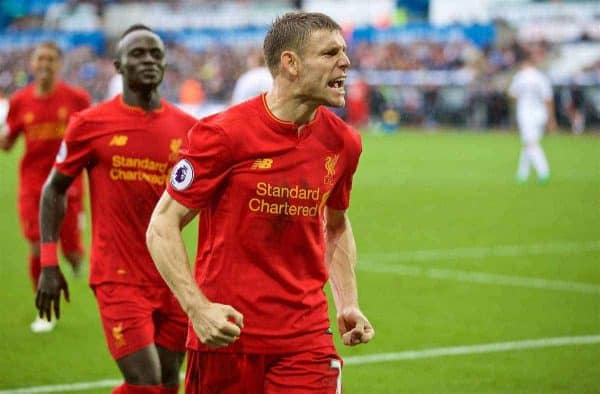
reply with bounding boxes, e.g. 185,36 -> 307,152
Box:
338,52 -> 350,69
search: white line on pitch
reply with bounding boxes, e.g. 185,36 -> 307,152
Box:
344,334 -> 600,365
2,335 -> 599,393
358,262 -> 600,294
0,379 -> 122,393
363,240 -> 600,262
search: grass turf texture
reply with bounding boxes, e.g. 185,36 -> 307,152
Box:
0,129 -> 598,393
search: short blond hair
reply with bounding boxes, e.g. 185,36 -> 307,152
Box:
263,12 -> 341,76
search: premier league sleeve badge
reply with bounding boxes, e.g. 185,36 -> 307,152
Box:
170,159 -> 194,191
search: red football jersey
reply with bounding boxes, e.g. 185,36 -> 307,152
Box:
168,94 -> 362,353
55,95 -> 197,287
6,81 -> 90,197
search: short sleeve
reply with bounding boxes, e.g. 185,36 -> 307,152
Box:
326,131 -> 362,210
167,121 -> 233,209
54,112 -> 93,177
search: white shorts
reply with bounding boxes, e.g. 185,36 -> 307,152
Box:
517,110 -> 548,144
518,119 -> 545,144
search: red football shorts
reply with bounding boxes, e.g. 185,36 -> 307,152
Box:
94,283 -> 188,360
18,193 -> 84,254
185,347 -> 343,394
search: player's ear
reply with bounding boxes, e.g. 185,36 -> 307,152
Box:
113,59 -> 122,74
280,51 -> 299,78
113,43 -> 123,74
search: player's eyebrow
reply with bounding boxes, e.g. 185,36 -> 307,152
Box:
320,43 -> 346,55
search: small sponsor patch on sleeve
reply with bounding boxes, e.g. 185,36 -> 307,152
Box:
170,159 -> 194,191
56,141 -> 67,163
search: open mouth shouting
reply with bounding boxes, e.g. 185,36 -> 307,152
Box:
327,76 -> 346,92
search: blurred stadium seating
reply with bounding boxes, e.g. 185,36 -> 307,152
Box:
0,0 -> 599,130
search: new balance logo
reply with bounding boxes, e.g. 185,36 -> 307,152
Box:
251,158 -> 273,169
109,135 -> 128,146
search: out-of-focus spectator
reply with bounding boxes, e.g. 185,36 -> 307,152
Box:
368,85 -> 387,125
44,0 -> 101,31
230,48 -> 272,105
105,73 -> 122,100
346,76 -> 370,128
177,78 -> 206,117
179,78 -> 205,105
567,76 -> 586,134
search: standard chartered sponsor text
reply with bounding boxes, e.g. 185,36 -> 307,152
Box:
112,155 -> 168,173
110,155 -> 170,185
249,182 -> 324,217
26,121 -> 67,140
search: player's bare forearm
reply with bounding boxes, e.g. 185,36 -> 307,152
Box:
37,169 -> 74,320
147,192 -> 206,312
325,208 -> 359,311
147,192 -> 244,347
40,169 -> 74,242
325,207 -> 374,345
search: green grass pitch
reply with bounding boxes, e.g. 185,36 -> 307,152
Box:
0,129 -> 598,393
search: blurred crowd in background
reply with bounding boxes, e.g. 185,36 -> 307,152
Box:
1,0 -> 600,132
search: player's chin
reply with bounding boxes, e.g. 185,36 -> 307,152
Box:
325,96 -> 346,108
140,75 -> 162,85
36,70 -> 52,80
137,77 -> 163,90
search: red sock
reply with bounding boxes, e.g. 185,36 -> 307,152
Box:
112,383 -> 163,394
160,386 -> 179,394
29,254 -> 41,291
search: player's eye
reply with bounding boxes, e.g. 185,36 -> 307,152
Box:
151,49 -> 164,60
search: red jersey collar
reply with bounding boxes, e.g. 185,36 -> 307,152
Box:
31,80 -> 63,100
260,93 -> 322,135
117,94 -> 165,115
